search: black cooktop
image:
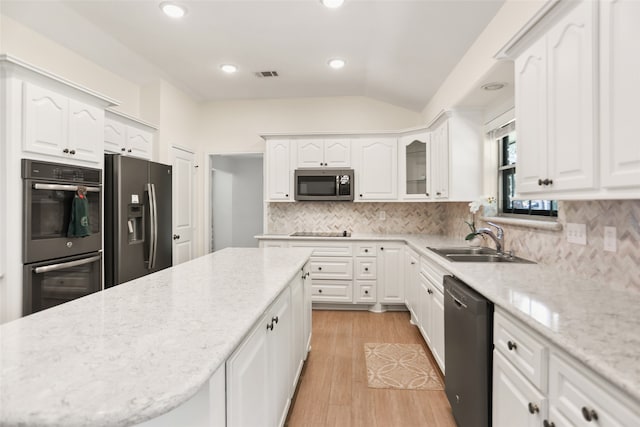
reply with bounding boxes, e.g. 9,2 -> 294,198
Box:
290,231 -> 351,237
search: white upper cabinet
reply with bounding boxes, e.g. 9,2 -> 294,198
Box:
431,120 -> 450,199
399,132 -> 430,200
104,111 -> 154,161
600,0 -> 640,190
266,139 -> 293,201
354,137 -> 398,200
296,138 -> 350,168
515,0 -> 596,196
23,82 -> 103,164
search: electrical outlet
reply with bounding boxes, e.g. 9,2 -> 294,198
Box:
379,210 -> 386,220
566,223 -> 587,245
604,226 -> 617,252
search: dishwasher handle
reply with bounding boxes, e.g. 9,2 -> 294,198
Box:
446,288 -> 468,309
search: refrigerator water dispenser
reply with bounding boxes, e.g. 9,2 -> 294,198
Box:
127,204 -> 144,244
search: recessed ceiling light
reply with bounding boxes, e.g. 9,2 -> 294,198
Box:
321,0 -> 345,8
220,64 -> 238,74
481,82 -> 506,91
328,58 -> 346,70
160,2 -> 186,19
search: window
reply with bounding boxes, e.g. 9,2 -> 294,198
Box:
497,122 -> 557,217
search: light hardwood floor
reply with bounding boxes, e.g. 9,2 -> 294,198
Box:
286,310 -> 457,427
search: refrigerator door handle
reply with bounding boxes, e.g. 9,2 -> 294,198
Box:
147,183 -> 156,270
151,183 -> 158,270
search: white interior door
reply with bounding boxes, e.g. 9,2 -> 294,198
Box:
171,146 -> 195,265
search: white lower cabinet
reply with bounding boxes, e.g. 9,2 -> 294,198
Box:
227,285 -> 295,427
377,243 -> 405,304
493,309 -> 640,427
493,350 -> 547,427
417,268 -> 445,372
404,248 -> 420,321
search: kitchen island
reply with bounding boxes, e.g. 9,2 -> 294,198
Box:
0,247 -> 312,426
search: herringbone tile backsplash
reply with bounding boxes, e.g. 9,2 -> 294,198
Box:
267,200 -> 640,292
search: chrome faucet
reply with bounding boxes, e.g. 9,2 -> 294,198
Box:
475,222 -> 504,254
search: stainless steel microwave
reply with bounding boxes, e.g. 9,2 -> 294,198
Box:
294,168 -> 354,201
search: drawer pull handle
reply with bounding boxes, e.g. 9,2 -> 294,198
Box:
507,341 -> 517,351
427,288 -> 433,295
410,261 -> 416,265
528,402 -> 539,414
272,316 -> 279,325
543,421 -> 555,427
581,407 -> 598,422
267,322 -> 274,331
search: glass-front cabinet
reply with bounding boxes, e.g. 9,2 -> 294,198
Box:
399,132 -> 430,199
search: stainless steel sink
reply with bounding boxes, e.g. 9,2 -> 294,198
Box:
427,247 -> 535,264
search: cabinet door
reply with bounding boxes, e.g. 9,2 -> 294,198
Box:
430,286 -> 445,373
404,249 -> 419,319
270,288 -> 292,427
324,138 -> 351,167
377,244 -> 404,303
23,82 -> 68,158
548,352 -> 640,427
302,263 -> 312,357
493,351 -> 547,427
126,126 -> 153,160
104,117 -> 126,154
546,0 -> 596,192
515,37 -> 548,194
418,275 -> 431,345
68,100 -> 103,164
357,138 -> 398,200
400,133 -> 429,200
297,139 -> 324,167
267,140 -> 292,201
290,271 -> 305,392
600,0 -> 640,189
431,123 -> 449,199
226,315 -> 270,427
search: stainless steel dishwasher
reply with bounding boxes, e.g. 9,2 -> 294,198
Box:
444,275 -> 493,427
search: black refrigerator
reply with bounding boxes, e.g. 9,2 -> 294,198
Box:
104,154 -> 172,288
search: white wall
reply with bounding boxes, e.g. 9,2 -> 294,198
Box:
199,96 -> 423,154
231,156 -> 263,247
0,14 -> 140,116
421,0 -> 546,123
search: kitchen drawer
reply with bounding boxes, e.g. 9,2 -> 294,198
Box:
494,310 -> 548,391
309,257 -> 353,280
548,351 -> 640,427
355,243 -> 376,257
311,280 -> 352,303
355,258 -> 377,279
259,240 -> 288,248
420,256 -> 449,292
289,241 -> 353,257
355,280 -> 376,303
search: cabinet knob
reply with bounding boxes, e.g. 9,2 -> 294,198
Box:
364,249 -> 369,253
318,289 -> 322,293
359,194 -> 363,198
410,261 -> 416,265
364,267 -> 369,271
427,288 -> 433,295
69,149 -> 76,155
436,192 -> 441,196
538,178 -> 543,186
380,247 -> 384,251
538,178 -> 553,186
581,407 -> 598,422
507,340 -> 517,351
364,290 -> 369,295
285,194 -> 289,198
128,149 -> 132,153
528,402 -> 539,414
318,267 -> 322,271
267,322 -> 274,331
320,162 -> 323,166
426,192 -> 430,197
272,316 -> 279,325
121,147 -> 126,152
172,234 -> 180,240
543,421 -> 555,427
63,148 -> 70,154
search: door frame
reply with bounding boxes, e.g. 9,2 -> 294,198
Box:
203,151 -> 264,255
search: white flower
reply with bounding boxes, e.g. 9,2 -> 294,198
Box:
468,200 -> 481,214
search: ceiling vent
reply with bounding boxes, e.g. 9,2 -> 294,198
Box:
254,71 -> 279,78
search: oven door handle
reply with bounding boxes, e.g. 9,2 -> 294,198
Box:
33,183 -> 101,192
34,255 -> 101,274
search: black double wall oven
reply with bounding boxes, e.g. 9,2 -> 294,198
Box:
22,159 -> 102,315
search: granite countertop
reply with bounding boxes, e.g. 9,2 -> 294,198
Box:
257,233 -> 640,402
0,247 -> 312,427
